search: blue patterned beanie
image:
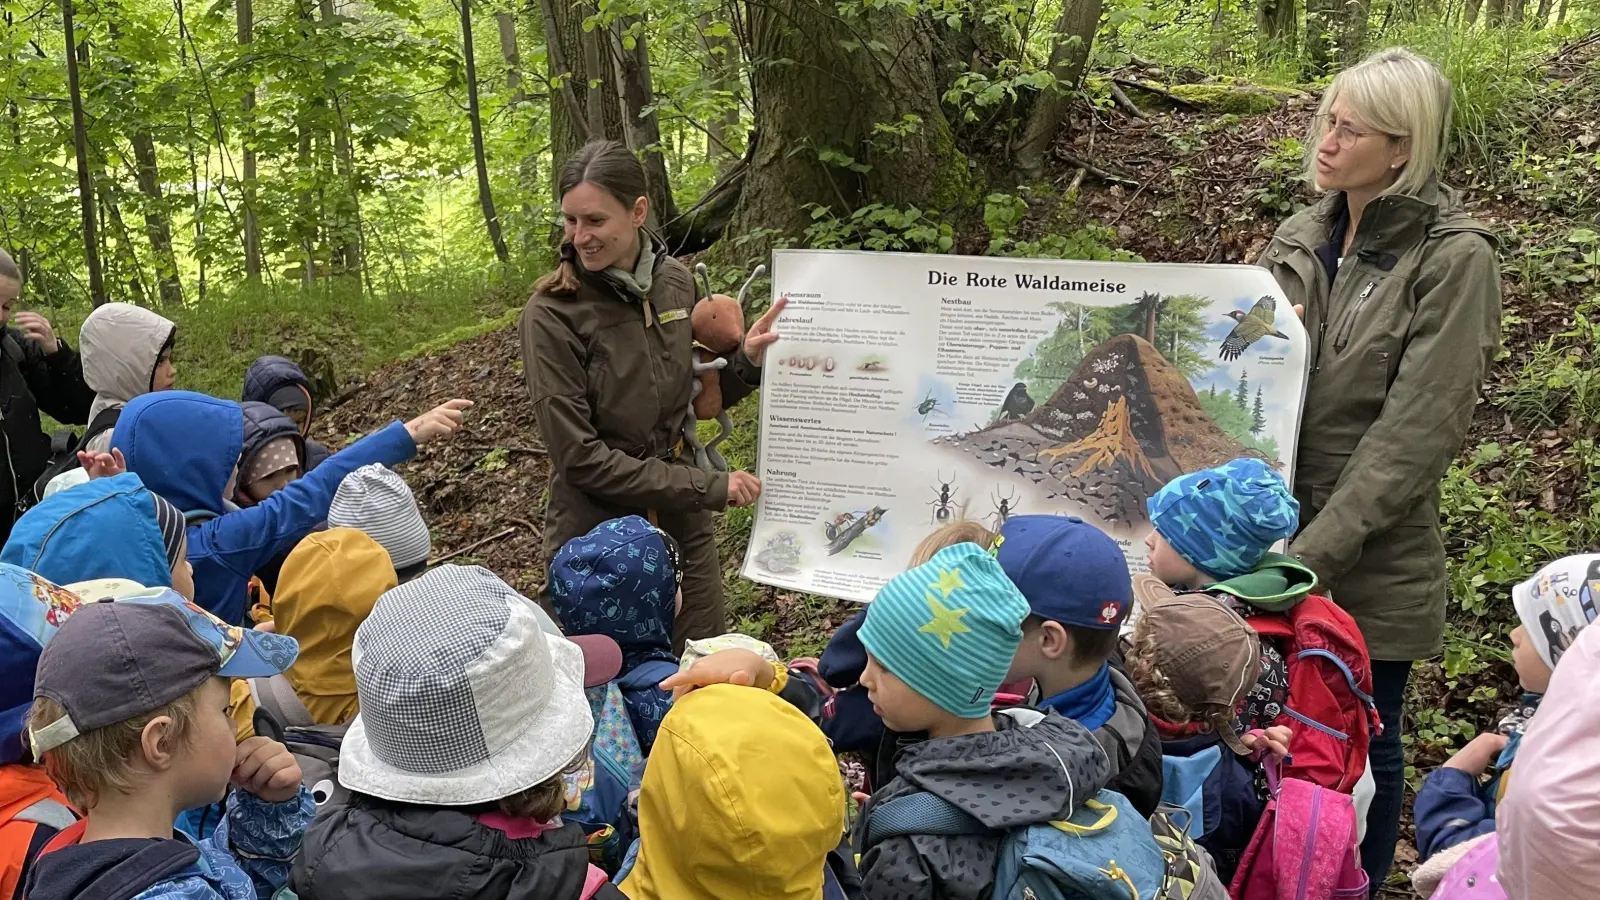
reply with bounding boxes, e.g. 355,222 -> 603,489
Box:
858,542 -> 1030,719
1148,457 -> 1299,581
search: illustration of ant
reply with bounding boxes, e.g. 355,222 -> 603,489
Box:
917,390 -> 945,422
823,511 -> 858,542
991,486 -> 1019,529
929,472 -> 958,524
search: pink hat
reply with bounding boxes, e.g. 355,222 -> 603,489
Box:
1496,622 -> 1600,899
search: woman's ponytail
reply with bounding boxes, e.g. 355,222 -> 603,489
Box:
534,243 -> 583,296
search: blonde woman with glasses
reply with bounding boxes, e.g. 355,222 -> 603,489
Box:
1258,47 -> 1501,895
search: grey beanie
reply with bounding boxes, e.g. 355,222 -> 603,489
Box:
327,464 -> 431,570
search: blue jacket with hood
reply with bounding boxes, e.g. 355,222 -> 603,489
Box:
0,472 -> 174,590
112,391 -> 416,625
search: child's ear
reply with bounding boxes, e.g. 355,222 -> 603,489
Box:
1038,621 -> 1072,661
140,716 -> 180,772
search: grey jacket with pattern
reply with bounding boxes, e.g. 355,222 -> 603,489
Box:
854,708 -> 1110,900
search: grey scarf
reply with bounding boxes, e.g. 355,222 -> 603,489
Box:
602,232 -> 656,300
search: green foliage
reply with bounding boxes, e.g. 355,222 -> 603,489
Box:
803,204 -> 955,253
1252,138 -> 1307,215
1198,387 -> 1279,458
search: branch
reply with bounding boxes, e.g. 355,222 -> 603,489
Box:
661,150 -> 749,254
1109,82 -> 1146,118
1113,77 -> 1201,110
1058,150 -> 1138,186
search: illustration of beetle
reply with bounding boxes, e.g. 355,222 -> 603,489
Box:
991,486 -> 1019,529
929,472 -> 958,524
827,506 -> 888,556
917,390 -> 945,422
823,511 -> 858,542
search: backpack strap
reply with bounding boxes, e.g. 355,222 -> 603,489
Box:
861,792 -> 990,846
185,509 -> 219,525
79,406 -> 121,448
1294,649 -> 1377,706
11,797 -> 76,830
250,675 -> 315,741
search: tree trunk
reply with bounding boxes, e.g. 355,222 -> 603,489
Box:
609,14 -> 678,228
725,0 -> 971,259
1462,0 -> 1483,26
697,13 -> 740,164
1506,0 -> 1524,23
1302,0 -> 1335,78
1485,0 -> 1505,23
1335,0 -> 1369,66
460,0 -> 509,262
1555,0 -> 1568,24
238,0 -> 261,281
495,11 -> 526,104
1531,0 -> 1552,26
1015,0 -> 1104,179
130,133 -> 182,305
62,0 -> 106,306
1256,0 -> 1297,55
319,0 -> 360,276
544,0 -> 623,182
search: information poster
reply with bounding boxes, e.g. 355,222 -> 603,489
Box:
740,249 -> 1310,604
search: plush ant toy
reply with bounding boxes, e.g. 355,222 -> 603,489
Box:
684,263 -> 765,472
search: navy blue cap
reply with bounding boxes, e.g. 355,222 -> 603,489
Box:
994,515 -> 1133,629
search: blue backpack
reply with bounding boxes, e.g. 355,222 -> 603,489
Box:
860,787 -> 1169,899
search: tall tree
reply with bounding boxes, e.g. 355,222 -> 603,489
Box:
1015,0 -> 1104,179
1235,369 -> 1250,409
608,14 -> 677,227
1257,0 -> 1297,54
1251,387 -> 1266,435
495,11 -> 526,105
130,133 -> 182,305
62,0 -> 106,306
459,0 -> 508,261
724,0 -> 972,259
542,0 -> 623,178
238,0 -> 262,282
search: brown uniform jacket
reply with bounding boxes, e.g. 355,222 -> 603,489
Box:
519,247 -> 761,594
1259,180 -> 1500,659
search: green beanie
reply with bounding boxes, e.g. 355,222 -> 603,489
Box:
858,542 -> 1030,719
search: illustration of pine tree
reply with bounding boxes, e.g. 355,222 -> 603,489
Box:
1235,370 -> 1250,410
1251,388 -> 1266,435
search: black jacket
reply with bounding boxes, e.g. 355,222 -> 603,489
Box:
292,794 -> 626,900
0,329 -> 93,538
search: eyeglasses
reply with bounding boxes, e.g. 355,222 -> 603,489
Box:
1318,115 -> 1390,151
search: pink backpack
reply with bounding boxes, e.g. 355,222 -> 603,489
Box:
1229,757 -> 1368,900
1430,834 -> 1505,900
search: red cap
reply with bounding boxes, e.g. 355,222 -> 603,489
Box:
567,634 -> 624,688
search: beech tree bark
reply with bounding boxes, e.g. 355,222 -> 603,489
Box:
1016,0 -> 1104,179
609,14 -> 677,227
460,0 -> 509,261
238,0 -> 261,281
62,0 -> 106,305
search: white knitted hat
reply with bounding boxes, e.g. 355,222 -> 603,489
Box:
328,464 -> 432,571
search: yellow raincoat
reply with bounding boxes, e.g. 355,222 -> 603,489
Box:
230,528 -> 397,738
621,684 -> 847,900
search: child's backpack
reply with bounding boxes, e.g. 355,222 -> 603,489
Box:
249,674 -> 348,809
859,787 -> 1175,899
31,406 -> 121,503
1147,805 -> 1228,900
1228,757 -> 1368,900
1240,594 -> 1379,792
1430,834 -> 1505,900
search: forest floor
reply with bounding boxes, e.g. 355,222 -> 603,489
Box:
313,40 -> 1599,895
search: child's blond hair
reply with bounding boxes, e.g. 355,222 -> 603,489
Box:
27,690 -> 202,809
908,516 -> 997,567
1124,621 -> 1242,751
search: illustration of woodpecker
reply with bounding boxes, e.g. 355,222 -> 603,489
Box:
1219,296 -> 1289,361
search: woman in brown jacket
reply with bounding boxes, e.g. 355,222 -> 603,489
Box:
520,141 -> 783,647
1258,49 -> 1500,894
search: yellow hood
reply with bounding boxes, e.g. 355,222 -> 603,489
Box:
621,684 -> 846,900
275,528 -> 397,707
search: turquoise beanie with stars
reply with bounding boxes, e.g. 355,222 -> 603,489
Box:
858,542 -> 1030,719
1147,457 -> 1299,581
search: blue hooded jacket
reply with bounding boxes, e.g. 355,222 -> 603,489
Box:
112,391 -> 417,625
1,472 -> 174,590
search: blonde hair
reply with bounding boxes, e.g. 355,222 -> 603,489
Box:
28,690 -> 201,809
1306,47 -> 1453,197
1125,620 -> 1244,752
908,516 -> 997,567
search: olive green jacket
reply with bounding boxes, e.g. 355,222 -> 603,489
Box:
519,246 -> 761,558
1259,181 -> 1501,659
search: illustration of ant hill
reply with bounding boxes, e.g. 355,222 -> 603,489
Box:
935,334 -> 1261,527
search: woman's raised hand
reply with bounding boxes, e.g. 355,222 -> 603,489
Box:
742,296 -> 788,366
